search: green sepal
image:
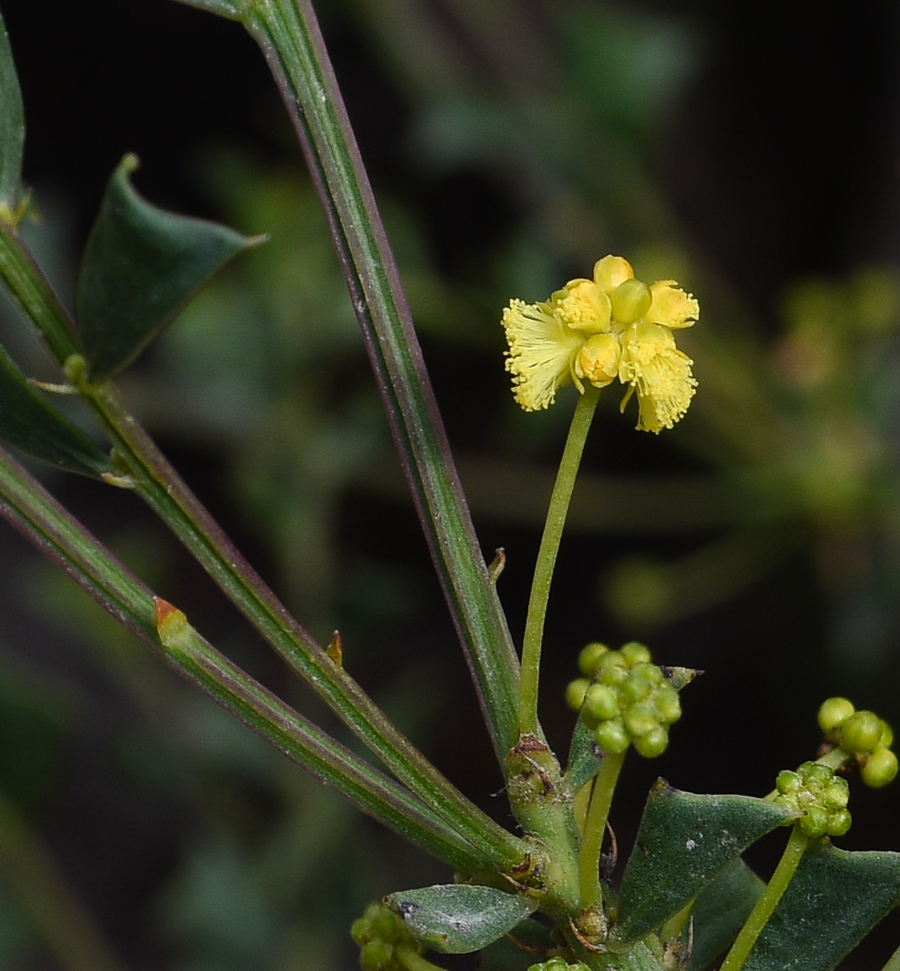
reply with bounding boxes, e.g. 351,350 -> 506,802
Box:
0,5 -> 24,212
742,842 -> 900,971
383,884 -> 536,954
0,346 -> 112,477
615,780 -> 794,944
76,154 -> 263,383
564,715 -> 603,791
686,858 -> 765,970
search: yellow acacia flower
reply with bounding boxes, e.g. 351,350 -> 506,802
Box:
501,256 -> 699,432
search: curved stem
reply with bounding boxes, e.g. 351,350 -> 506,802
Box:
518,386 -> 600,736
578,749 -> 625,909
85,383 -> 525,871
719,826 -> 809,971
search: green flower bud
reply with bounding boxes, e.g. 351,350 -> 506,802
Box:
652,685 -> 682,725
826,809 -> 852,838
621,672 -> 653,704
565,677 -> 590,711
800,806 -> 829,839
611,279 -> 653,324
818,697 -> 855,734
620,641 -> 652,666
578,642 -> 609,677
624,702 -> 659,738
584,683 -> 620,722
860,747 -> 899,788
598,653 -> 629,685
880,720 -> 894,749
841,710 -> 884,754
527,959 -> 591,971
804,761 -> 834,787
596,719 -> 630,754
823,780 -> 849,810
633,726 -> 668,758
776,769 -> 801,795
633,661 -> 664,685
360,941 -> 392,971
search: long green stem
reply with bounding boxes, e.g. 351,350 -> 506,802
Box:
518,386 -> 600,736
0,211 -> 526,872
719,826 -> 809,971
578,749 -> 625,909
237,0 -> 522,761
0,445 -> 497,873
85,383 -> 525,871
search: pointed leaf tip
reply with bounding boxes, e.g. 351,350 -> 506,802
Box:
0,6 -> 25,212
616,782 -> 794,944
76,155 -> 262,382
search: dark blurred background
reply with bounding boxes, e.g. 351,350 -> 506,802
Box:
1,0 -> 900,968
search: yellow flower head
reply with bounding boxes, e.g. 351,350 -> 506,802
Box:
501,256 -> 698,432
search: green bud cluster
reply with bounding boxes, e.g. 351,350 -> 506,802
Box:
774,761 -> 851,839
526,960 -> 590,971
351,902 -> 424,971
565,642 -> 682,758
817,697 -> 899,789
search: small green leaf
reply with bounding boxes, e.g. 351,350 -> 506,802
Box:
616,780 -> 794,944
0,346 -> 112,476
76,155 -> 263,383
742,842 -> 900,971
687,858 -> 765,970
0,4 -> 25,210
383,884 -> 536,954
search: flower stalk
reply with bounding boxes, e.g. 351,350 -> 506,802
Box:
718,826 -> 810,971
518,385 -> 600,736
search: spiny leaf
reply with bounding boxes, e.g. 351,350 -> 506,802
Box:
742,841 -> 900,971
615,780 -> 794,944
76,154 -> 263,383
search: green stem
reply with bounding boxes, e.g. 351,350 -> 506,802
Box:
238,0 -> 522,761
84,383 -> 524,871
0,191 -> 526,874
518,386 -> 600,736
0,220 -> 80,366
395,945 -> 449,971
578,748 -> 625,909
159,603 -> 497,873
0,445 -> 497,874
719,826 -> 810,971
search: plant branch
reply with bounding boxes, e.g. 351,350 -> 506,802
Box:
578,748 -> 624,910
85,382 -> 524,870
0,445 -> 499,873
235,0 -> 522,760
